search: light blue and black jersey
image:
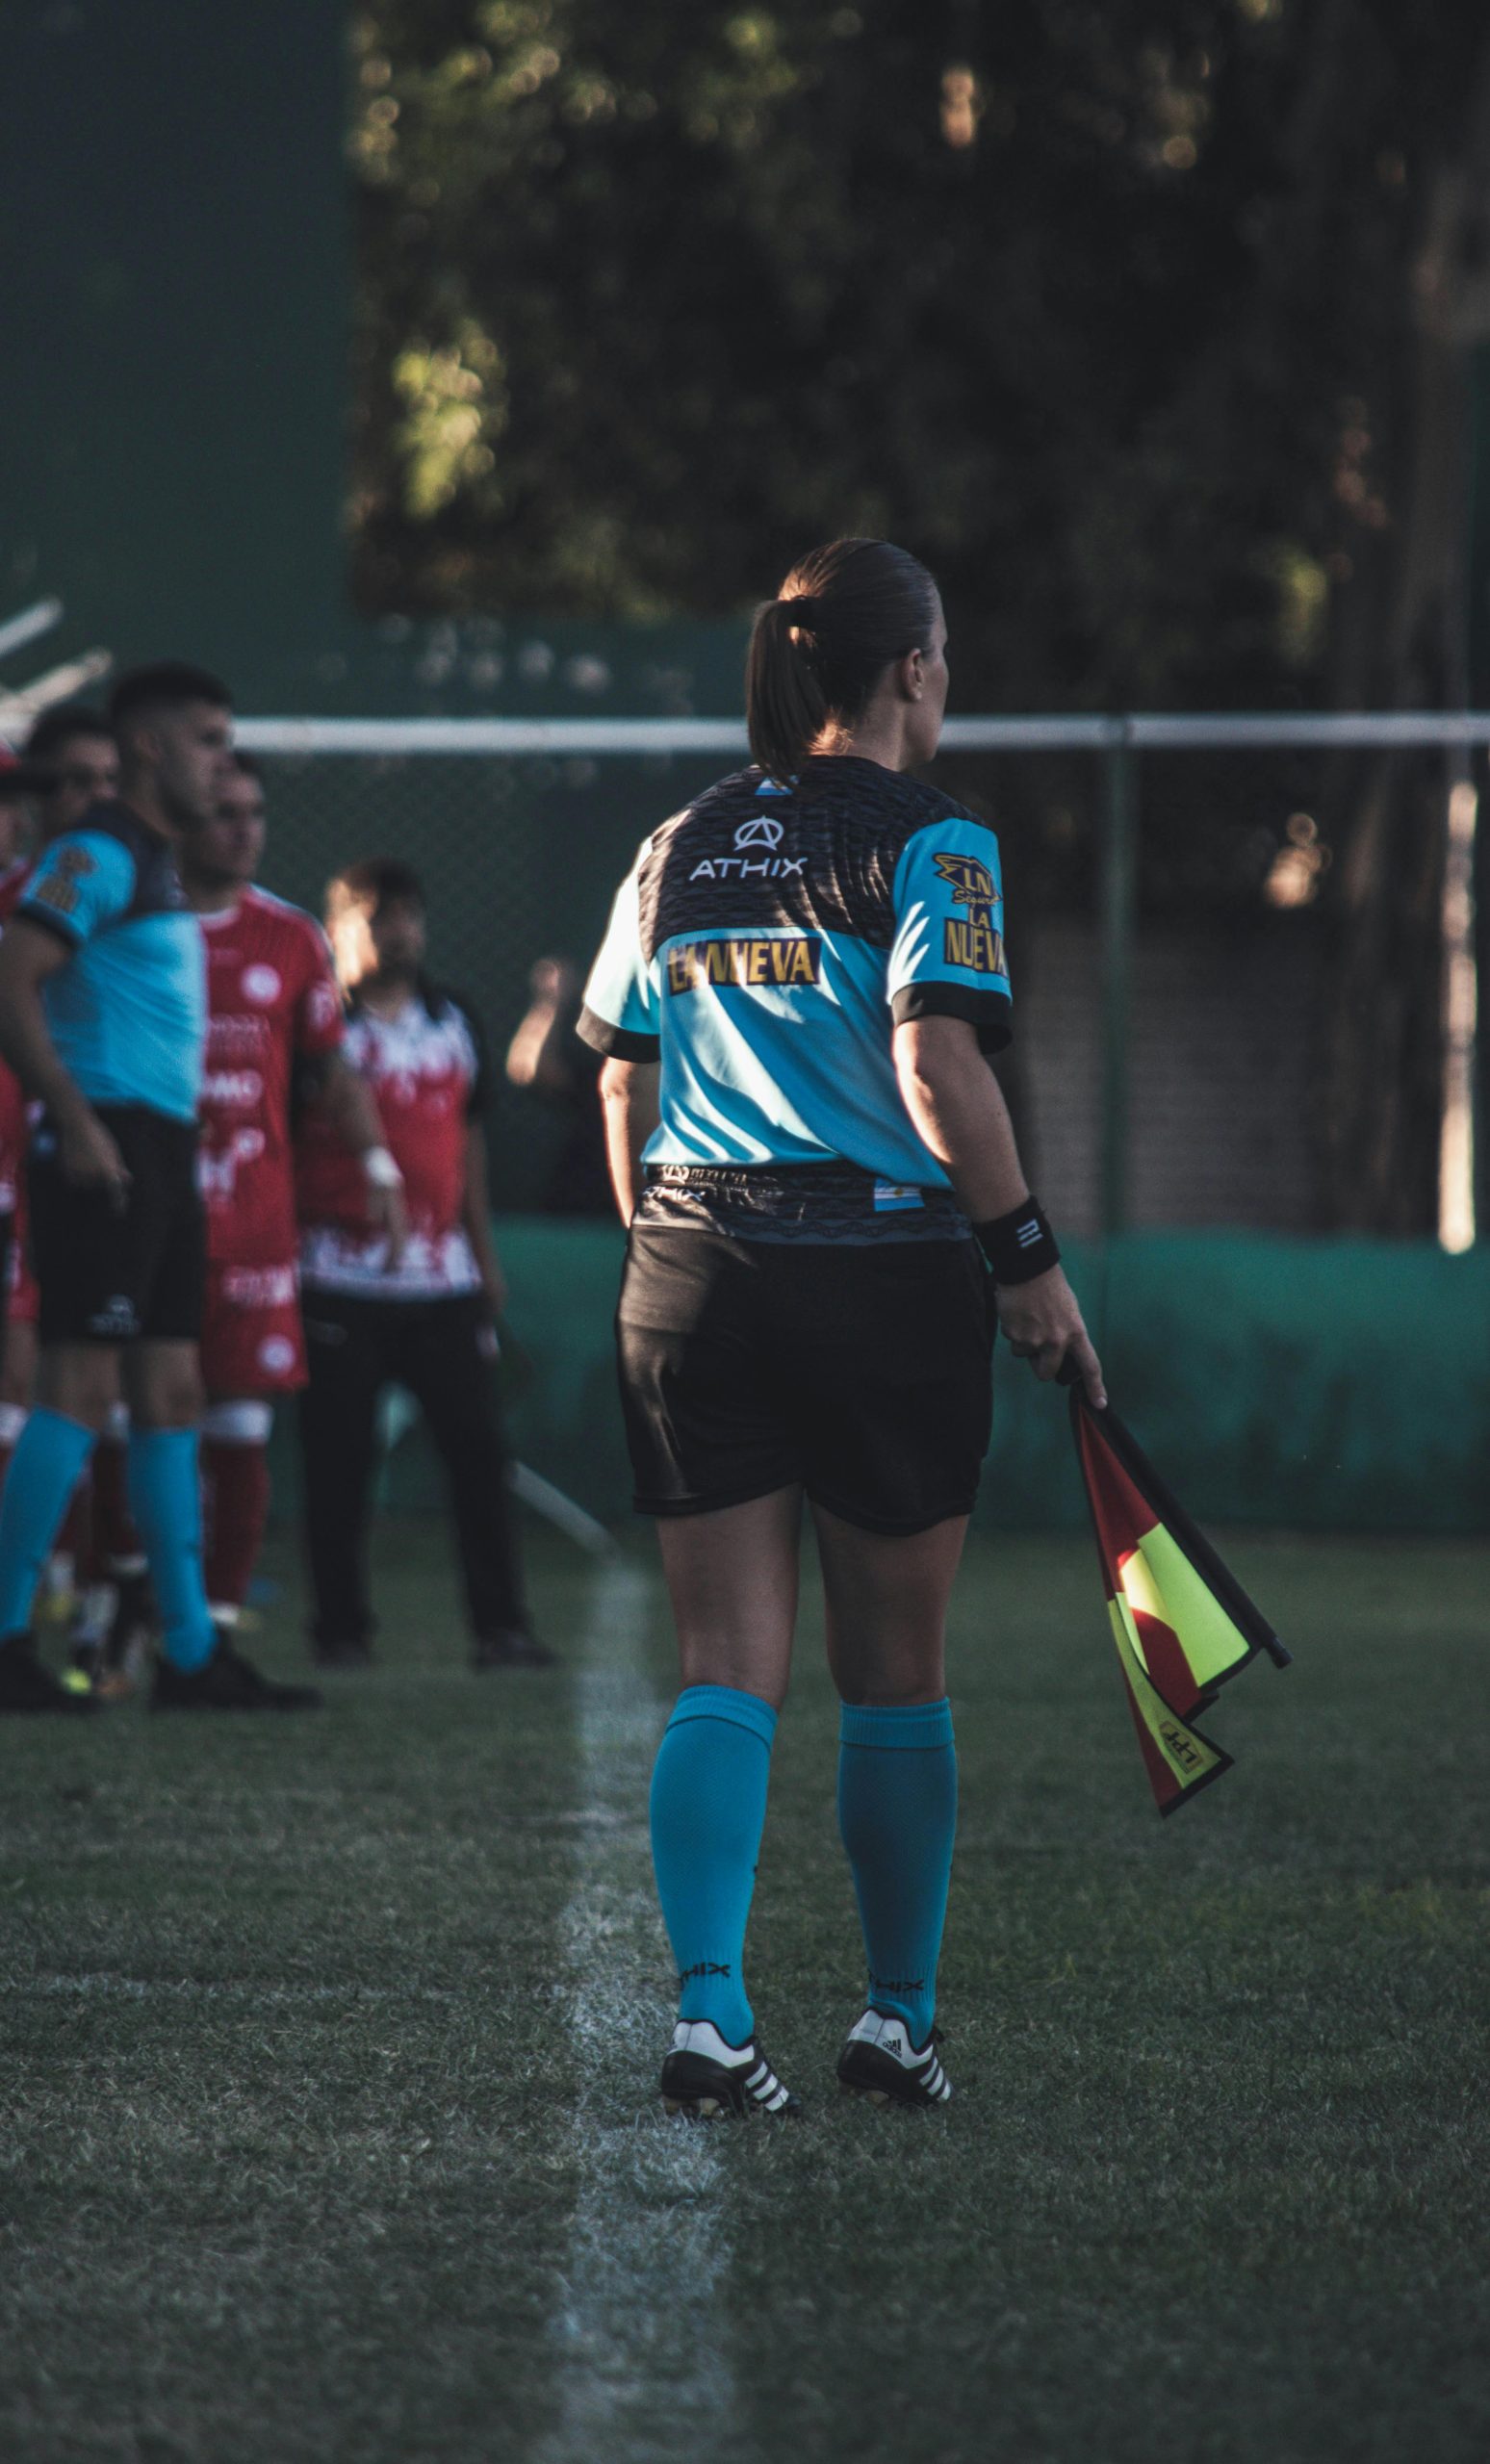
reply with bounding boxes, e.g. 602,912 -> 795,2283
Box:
18,802 -> 206,1125
578,756 -> 1012,1242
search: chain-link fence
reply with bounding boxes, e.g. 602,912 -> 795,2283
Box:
243,739 -> 722,1211
239,717 -> 1484,1235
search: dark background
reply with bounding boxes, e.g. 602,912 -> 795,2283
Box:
9,0 -> 1490,1228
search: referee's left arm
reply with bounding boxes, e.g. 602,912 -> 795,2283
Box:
0,916 -> 129,1198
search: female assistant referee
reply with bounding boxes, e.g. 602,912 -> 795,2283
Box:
578,538 -> 1104,2118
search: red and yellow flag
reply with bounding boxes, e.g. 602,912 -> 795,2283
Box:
1070,1390 -> 1291,1815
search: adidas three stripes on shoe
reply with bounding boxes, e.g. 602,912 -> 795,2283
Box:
659,2020 -> 802,2119
836,2006 -> 952,2107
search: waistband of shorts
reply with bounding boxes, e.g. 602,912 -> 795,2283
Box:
637,1162 -> 970,1245
42,1100 -> 197,1142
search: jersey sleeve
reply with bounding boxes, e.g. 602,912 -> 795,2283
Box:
577,843 -> 661,1062
17,830 -> 136,948
291,920 -> 346,1061
886,815 -> 1013,1052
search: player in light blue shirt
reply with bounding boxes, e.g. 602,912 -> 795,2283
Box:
0,662 -> 320,1714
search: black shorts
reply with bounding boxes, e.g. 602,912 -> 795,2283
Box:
617,1226 -> 994,1535
28,1105 -> 205,1347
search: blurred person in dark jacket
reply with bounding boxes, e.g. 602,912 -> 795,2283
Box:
504,955 -> 611,1217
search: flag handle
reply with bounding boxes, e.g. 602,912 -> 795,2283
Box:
1069,1389 -> 1293,1671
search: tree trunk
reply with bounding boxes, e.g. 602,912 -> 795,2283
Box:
1317,32 -> 1490,1231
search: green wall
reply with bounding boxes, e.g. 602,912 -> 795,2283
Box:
6,0 -> 348,706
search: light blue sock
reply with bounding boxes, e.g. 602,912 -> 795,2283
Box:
650,1683 -> 778,2047
126,1428 -> 218,1674
837,1698 -> 958,2044
0,1407 -> 97,1639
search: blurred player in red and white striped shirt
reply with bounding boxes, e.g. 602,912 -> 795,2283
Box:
181,756 -> 405,1632
295,859 -> 545,1670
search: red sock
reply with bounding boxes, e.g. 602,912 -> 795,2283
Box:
90,1433 -> 144,1577
202,1441 -> 271,1615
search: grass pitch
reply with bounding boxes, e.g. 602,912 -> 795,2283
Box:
3,1520 -> 1488,2463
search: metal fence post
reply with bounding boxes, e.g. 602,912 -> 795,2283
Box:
1099,727 -> 1137,1242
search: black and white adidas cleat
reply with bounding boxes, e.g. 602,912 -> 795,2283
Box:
659,2020 -> 802,2119
837,2008 -> 952,2108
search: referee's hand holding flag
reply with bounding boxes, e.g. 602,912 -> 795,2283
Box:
995,1250 -> 1105,1406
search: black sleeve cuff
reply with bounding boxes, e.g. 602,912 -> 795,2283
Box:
890,982 -> 1013,1054
577,1003 -> 660,1063
14,903 -> 84,950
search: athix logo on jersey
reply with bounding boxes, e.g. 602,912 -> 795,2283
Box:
933,850 -> 1007,976
666,937 -> 823,993
689,810 -> 806,882
734,815 -> 784,850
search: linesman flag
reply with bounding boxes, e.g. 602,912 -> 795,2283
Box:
1069,1390 -> 1291,1815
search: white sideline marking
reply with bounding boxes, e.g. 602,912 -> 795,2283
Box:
536,1557 -> 740,2464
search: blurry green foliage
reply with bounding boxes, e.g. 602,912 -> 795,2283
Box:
350,1 -> 1482,713
350,3 -> 1490,1233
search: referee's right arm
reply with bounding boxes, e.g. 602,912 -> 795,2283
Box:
0,919 -> 129,1198
597,1058 -> 660,1224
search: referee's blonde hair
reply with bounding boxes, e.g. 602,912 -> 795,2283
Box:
745,538 -> 939,783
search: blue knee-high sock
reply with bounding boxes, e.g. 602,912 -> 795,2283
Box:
837,1699 -> 958,2045
126,1428 -> 217,1674
650,1684 -> 778,2046
0,1408 -> 97,1639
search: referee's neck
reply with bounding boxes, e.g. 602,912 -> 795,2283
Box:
116,777 -> 176,844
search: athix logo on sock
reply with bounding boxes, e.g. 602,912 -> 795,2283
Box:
677,1961 -> 732,1985
870,1974 -> 925,1995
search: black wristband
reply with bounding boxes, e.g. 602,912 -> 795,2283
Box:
972,1199 -> 1061,1285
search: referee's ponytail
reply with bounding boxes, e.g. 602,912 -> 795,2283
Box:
745,538 -> 940,783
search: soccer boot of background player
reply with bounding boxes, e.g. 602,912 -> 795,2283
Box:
471,1625 -> 556,1670
0,1630 -> 101,1715
67,1581 -> 115,1691
836,2008 -> 952,2108
68,1568 -> 156,1702
311,1634 -> 374,1669
150,1629 -> 322,1712
98,1567 -> 156,1698
659,2019 -> 801,2119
